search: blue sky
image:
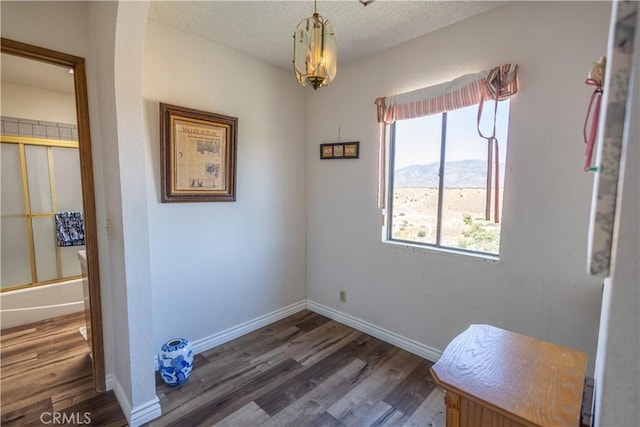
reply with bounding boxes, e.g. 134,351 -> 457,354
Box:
394,100 -> 510,169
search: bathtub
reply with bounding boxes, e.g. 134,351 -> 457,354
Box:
0,278 -> 84,329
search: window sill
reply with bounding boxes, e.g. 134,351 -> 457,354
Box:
381,239 -> 501,264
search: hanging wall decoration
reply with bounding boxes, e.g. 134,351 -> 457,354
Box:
160,103 -> 237,203
320,141 -> 359,159
583,56 -> 606,172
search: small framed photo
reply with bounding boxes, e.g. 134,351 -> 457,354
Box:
320,141 -> 359,160
160,103 -> 238,202
321,145 -> 334,158
344,143 -> 359,158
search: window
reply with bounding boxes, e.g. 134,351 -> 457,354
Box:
386,100 -> 510,255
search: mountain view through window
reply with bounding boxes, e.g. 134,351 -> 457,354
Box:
388,100 -> 510,255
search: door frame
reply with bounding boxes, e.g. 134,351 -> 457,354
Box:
1,38 -> 106,392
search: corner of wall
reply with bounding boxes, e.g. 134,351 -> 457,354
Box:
110,374 -> 161,427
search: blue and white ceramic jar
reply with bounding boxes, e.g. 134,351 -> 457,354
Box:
159,338 -> 193,387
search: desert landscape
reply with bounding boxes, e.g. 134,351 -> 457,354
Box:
390,187 -> 503,254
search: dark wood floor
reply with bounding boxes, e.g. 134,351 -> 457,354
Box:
1,310 -> 445,426
149,310 -> 445,426
0,311 -> 127,427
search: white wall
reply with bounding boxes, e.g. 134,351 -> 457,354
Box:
306,1 -> 610,372
594,7 -> 640,425
0,83 -> 76,124
2,1 -> 160,424
142,21 -> 307,350
0,1 -> 91,56
110,2 -> 160,422
85,0 -> 120,402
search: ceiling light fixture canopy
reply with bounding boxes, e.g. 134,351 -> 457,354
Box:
293,0 -> 337,90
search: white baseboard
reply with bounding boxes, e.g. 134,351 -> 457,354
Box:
154,300 -> 308,370
125,299 -> 438,426
110,374 -> 161,427
129,396 -> 161,427
306,300 -> 442,362
110,376 -> 132,424
192,300 -> 307,354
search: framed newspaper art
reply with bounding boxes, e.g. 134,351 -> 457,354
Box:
160,103 -> 237,202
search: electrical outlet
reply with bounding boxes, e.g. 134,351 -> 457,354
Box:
339,290 -> 347,303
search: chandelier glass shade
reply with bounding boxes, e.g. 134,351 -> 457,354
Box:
293,2 -> 337,90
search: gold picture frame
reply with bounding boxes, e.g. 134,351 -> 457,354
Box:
160,103 -> 237,202
320,141 -> 359,160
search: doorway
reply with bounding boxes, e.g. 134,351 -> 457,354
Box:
1,38 -> 105,392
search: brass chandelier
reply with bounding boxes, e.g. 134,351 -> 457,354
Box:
293,0 -> 337,90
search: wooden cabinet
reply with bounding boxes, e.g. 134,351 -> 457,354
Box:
431,325 -> 587,427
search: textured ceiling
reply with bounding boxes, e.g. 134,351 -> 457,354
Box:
148,1 -> 504,70
1,2 -> 504,92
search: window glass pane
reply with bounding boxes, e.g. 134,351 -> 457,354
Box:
1,143 -> 26,216
52,147 -> 83,212
32,216 -> 58,282
25,145 -> 53,214
386,99 -> 510,256
390,115 -> 442,244
441,101 -> 510,253
1,217 -> 32,288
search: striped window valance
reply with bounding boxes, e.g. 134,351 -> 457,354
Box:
375,72 -> 487,124
375,64 -> 519,210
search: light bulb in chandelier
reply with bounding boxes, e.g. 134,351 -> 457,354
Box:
292,1 -> 337,90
